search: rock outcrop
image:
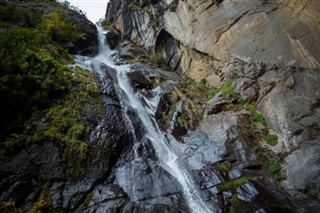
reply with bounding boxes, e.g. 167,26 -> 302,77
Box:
105,0 -> 320,211
106,0 -> 320,75
68,9 -> 98,56
0,0 -> 319,212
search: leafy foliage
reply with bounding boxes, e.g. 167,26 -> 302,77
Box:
0,3 -> 83,140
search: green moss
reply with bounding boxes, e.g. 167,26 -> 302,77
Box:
257,152 -> 287,181
227,194 -> 252,213
267,161 -> 286,181
240,103 -> 267,126
28,188 -> 51,213
42,67 -> 100,177
251,111 -> 267,125
219,177 -> 248,191
214,162 -> 230,172
0,200 -> 22,213
265,133 -> 278,146
83,192 -> 93,207
149,52 -> 166,67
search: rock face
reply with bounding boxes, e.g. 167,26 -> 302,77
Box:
68,10 -> 99,56
106,0 -> 320,75
105,0 -> 320,211
1,0 -> 319,212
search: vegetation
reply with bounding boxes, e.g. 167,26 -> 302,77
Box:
0,1 -> 104,178
28,188 -> 51,213
0,1 -> 83,141
0,200 -> 22,213
0,65 -> 102,176
219,177 -> 248,191
228,194 -> 249,213
265,133 -> 278,146
100,18 -> 109,30
149,52 -> 167,68
214,162 -> 230,172
267,161 -> 286,181
192,76 -> 285,182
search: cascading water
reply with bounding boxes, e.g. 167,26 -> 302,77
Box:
86,26 -> 219,213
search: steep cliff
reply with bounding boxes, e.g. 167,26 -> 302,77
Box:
106,0 -> 320,73
105,0 -> 320,211
0,0 -> 319,212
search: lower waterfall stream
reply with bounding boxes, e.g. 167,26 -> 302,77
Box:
75,26 -> 219,213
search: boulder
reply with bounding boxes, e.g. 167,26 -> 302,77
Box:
286,140 -> 320,198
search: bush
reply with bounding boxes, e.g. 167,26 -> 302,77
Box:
40,9 -> 81,43
0,2 -> 85,140
149,52 -> 166,67
219,177 -> 248,191
265,133 -> 278,146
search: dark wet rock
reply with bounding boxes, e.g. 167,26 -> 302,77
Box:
84,198 -> 129,213
0,142 -> 62,204
237,182 -> 259,202
197,166 -> 226,190
112,137 -> 184,206
68,10 -> 98,56
106,29 -> 122,49
155,29 -> 181,70
281,180 -> 320,213
88,184 -> 127,207
63,178 -> 96,209
111,41 -> 151,65
255,208 -> 267,213
204,92 -> 227,116
260,178 -> 293,206
127,71 -> 153,90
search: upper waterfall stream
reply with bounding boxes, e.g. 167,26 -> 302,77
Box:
75,26 -> 219,213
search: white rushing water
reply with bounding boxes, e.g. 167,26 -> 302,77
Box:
92,26 -> 217,213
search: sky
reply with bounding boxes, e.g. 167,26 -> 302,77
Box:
63,0 -> 109,23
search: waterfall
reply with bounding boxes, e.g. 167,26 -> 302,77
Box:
89,26 -> 218,213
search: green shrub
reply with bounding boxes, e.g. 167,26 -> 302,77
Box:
40,9 -> 83,43
0,4 -> 43,27
214,162 -> 230,172
0,3 -> 84,140
0,200 -> 22,213
251,111 -> 267,125
149,52 -> 166,67
219,177 -> 248,191
100,18 -> 109,30
265,133 -> 278,146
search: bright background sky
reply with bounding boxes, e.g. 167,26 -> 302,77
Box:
62,0 -> 109,23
